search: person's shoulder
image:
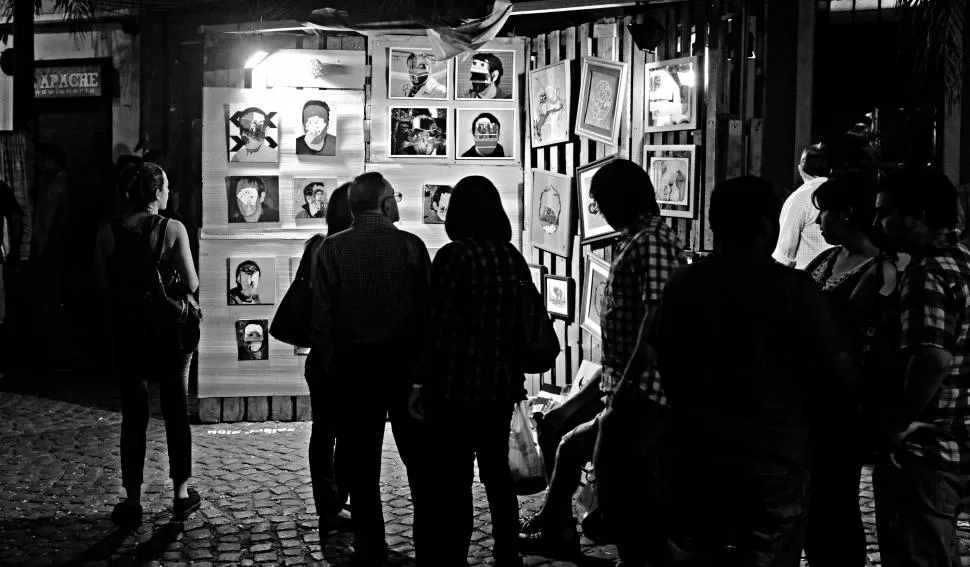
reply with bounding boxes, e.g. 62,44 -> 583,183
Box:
398,228 -> 430,250
461,146 -> 476,157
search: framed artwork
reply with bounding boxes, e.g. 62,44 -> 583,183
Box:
530,169 -> 574,258
529,60 -> 571,148
422,184 -> 452,224
294,177 -> 339,224
389,107 -> 448,157
226,176 -> 280,224
454,50 -> 515,100
294,99 -> 338,157
224,104 -> 279,163
580,254 -> 611,340
643,144 -> 697,218
527,263 -> 548,299
388,48 -> 449,100
455,108 -> 515,160
544,275 -> 574,321
227,257 -> 277,305
575,56 -> 629,146
235,319 -> 269,361
645,56 -> 699,133
575,155 -> 619,245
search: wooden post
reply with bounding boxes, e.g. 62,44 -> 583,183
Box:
12,0 -> 35,134
793,0 -> 815,171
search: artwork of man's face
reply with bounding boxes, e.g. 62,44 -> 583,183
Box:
239,112 -> 267,151
236,182 -> 264,218
432,192 -> 451,222
408,54 -> 432,88
236,269 -> 260,298
312,189 -> 326,207
539,187 -> 562,235
243,323 -> 264,353
410,128 -> 437,155
473,117 -> 500,156
469,57 -> 497,93
304,111 -> 329,141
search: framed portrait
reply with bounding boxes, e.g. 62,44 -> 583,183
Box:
294,177 -> 339,224
643,144 -> 697,218
575,155 -> 619,245
575,56 -> 629,146
580,253 -> 611,340
227,257 -> 277,305
455,108 -> 515,161
530,169 -> 574,258
527,263 -> 548,299
224,104 -> 279,163
226,176 -> 280,224
422,184 -> 452,224
294,98 -> 338,157
544,275 -> 574,321
528,60 -> 571,148
388,48 -> 449,100
235,319 -> 269,361
645,56 -> 699,133
389,107 -> 448,157
454,50 -> 515,101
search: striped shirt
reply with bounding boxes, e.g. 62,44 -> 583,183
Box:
772,176 -> 834,270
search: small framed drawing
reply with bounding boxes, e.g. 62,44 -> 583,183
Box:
235,319 -> 269,361
226,176 -> 280,224
643,144 -> 696,219
224,104 -> 279,163
454,50 -> 515,100
544,275 -> 574,321
576,155 -> 619,245
645,56 -> 699,133
227,257 -> 277,305
455,108 -> 516,160
580,254 -> 611,340
294,98 -> 337,157
530,169 -> 574,258
294,177 -> 339,224
388,48 -> 449,100
528,60 -> 571,148
527,263 -> 548,299
389,107 -> 448,157
575,56 -> 629,146
423,184 -> 452,224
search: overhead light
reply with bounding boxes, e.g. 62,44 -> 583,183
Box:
244,50 -> 269,69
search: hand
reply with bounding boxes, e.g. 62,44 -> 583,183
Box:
408,386 -> 425,422
888,421 -> 932,468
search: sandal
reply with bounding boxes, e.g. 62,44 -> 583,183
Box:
173,488 -> 201,521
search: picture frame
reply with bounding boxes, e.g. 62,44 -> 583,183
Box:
293,177 -> 339,225
387,48 -> 449,100
530,169 -> 574,258
580,254 -> 611,340
227,257 -> 277,305
422,184 -> 453,224
293,98 -> 338,158
643,144 -> 697,219
224,104 -> 279,163
235,319 -> 269,361
389,107 -> 449,158
544,275 -> 574,321
225,176 -> 281,224
575,155 -> 620,245
644,56 -> 700,133
575,56 -> 629,146
455,108 -> 516,161
454,49 -> 516,101
528,60 -> 572,148
527,263 -> 548,300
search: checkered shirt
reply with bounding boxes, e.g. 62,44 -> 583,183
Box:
899,230 -> 970,466
599,214 -> 687,404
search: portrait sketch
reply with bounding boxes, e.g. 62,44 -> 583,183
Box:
422,185 -> 453,224
643,144 -> 696,218
576,155 -> 619,245
225,104 -> 279,163
389,107 -> 448,157
227,257 -> 277,305
455,50 -> 515,100
294,178 -> 338,223
530,169 -> 574,258
529,61 -> 571,148
645,56 -> 699,133
295,99 -> 337,157
580,254 -> 611,339
575,57 -> 629,146
388,48 -> 448,100
235,319 -> 269,361
527,263 -> 548,299
455,109 -> 515,160
544,276 -> 573,320
226,176 -> 280,223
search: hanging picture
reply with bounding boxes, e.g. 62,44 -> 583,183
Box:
294,99 -> 338,157
235,319 -> 269,361
528,60 -> 571,148
576,155 -> 619,245
643,144 -> 696,218
527,263 -> 548,299
224,104 -> 279,163
644,56 -> 699,133
226,176 -> 280,223
530,169 -> 574,258
422,184 -> 453,224
454,50 -> 515,100
227,257 -> 277,305
544,275 -> 574,321
294,177 -> 339,223
580,254 -> 611,340
389,107 -> 448,157
575,56 -> 629,146
388,48 -> 449,100
455,109 -> 515,160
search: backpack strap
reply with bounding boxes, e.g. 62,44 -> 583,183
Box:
154,216 -> 170,265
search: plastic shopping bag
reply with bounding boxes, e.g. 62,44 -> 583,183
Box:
509,400 -> 547,495
575,467 -> 610,545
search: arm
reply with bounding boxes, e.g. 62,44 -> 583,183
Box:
772,190 -> 806,267
169,220 -> 199,293
897,347 -> 953,426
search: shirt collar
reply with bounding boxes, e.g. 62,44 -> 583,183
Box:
621,213 -> 660,238
353,212 -> 395,230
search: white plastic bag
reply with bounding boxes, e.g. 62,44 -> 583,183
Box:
508,400 -> 546,495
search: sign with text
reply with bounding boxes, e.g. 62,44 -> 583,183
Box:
34,63 -> 103,98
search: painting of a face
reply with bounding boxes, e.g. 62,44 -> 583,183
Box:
389,49 -> 448,100
235,319 -> 269,361
236,183 -> 263,217
226,104 -> 278,163
237,270 -> 259,298
244,324 -> 263,352
409,55 -> 431,87
473,116 -> 501,156
456,51 -> 514,101
304,113 -> 329,141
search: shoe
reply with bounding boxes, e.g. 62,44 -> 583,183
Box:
173,488 -> 201,521
518,512 -> 544,535
110,500 -> 143,528
518,521 -> 581,560
319,509 -> 352,535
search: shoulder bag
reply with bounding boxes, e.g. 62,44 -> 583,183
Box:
155,217 -> 203,355
515,267 -> 560,374
270,234 -> 324,348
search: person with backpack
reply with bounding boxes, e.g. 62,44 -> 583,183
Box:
93,161 -> 202,527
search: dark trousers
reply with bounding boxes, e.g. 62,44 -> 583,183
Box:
426,401 -> 521,567
333,345 -> 425,563
541,413 -> 600,521
305,372 -> 348,517
536,380 -> 605,482
874,451 -> 968,567
119,353 -> 193,490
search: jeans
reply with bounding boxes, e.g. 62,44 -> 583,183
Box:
540,413 -> 600,522
536,378 -> 605,480
874,450 -> 967,567
119,352 -> 193,491
305,367 -> 348,517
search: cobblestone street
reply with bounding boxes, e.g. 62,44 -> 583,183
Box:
0,370 -> 966,566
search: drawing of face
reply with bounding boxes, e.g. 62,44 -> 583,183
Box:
588,79 -> 614,124
236,267 -> 260,299
410,128 -> 437,155
243,323 -> 264,353
235,181 -> 264,218
408,54 -> 432,87
432,192 -> 451,222
239,111 -> 267,151
302,102 -> 330,144
469,57 -> 495,94
538,187 -> 562,235
473,116 -> 500,156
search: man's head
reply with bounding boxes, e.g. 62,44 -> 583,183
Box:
409,113 -> 439,155
301,100 -> 331,143
406,52 -> 435,89
237,108 -> 269,151
471,112 -> 501,156
799,143 -> 829,181
709,175 -> 780,252
235,177 -> 266,219
303,182 -> 327,208
243,323 -> 264,353
349,171 -> 399,222
469,53 -> 503,95
430,186 -> 451,222
874,166 -> 958,254
811,171 -> 877,246
589,159 -> 661,231
235,260 -> 261,299
538,186 -> 562,234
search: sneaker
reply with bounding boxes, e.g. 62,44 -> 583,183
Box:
173,488 -> 201,521
518,521 -> 581,560
110,501 -> 143,528
319,509 -> 352,535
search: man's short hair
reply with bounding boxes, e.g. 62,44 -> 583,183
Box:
710,176 -> 780,246
801,143 -> 830,178
879,166 -> 958,231
472,53 -> 503,84
472,112 -> 500,134
349,172 -> 388,214
407,52 -> 431,66
303,182 -> 326,197
235,260 -> 261,279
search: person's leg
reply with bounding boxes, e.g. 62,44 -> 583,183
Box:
427,406 -> 476,567
804,432 -> 866,567
159,353 -> 193,499
475,402 -> 522,567
306,374 -> 341,518
736,471 -> 810,567
119,376 -> 151,505
537,385 -> 605,479
539,415 -> 600,522
387,383 -> 427,563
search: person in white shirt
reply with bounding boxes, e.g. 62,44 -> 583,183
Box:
772,143 -> 834,269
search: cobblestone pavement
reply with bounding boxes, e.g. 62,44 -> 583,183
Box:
1,371 -> 968,566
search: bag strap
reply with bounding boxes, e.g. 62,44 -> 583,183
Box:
154,216 -> 169,266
